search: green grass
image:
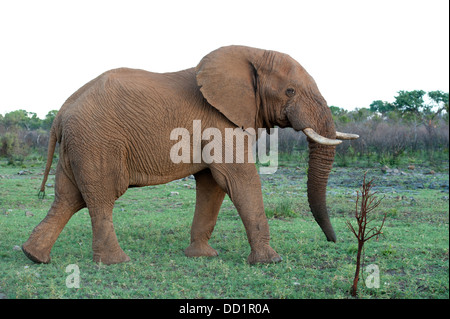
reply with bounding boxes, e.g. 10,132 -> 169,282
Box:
0,159 -> 448,299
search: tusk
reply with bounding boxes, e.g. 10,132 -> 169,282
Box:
335,131 -> 359,140
303,128 -> 342,146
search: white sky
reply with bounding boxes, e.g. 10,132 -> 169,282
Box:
1,0 -> 448,118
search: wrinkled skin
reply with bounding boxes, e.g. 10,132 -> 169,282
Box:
22,46 -> 354,265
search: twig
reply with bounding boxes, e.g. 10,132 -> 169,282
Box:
346,172 -> 387,297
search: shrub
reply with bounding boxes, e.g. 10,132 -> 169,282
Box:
1,131 -> 30,165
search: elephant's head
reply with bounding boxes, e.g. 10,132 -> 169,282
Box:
196,45 -> 358,242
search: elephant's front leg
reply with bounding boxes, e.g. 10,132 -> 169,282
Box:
185,169 -> 226,257
211,164 -> 282,264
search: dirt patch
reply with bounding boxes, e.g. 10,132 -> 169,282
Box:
261,164 -> 449,193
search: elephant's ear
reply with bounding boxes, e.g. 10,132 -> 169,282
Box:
196,46 -> 262,131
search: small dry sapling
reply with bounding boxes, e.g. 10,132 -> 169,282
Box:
346,172 -> 387,297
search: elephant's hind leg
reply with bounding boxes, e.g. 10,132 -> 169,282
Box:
22,166 -> 85,263
185,169 -> 226,258
73,148 -> 130,265
88,203 -> 131,265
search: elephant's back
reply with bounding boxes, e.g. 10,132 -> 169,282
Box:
57,67 -> 202,129
55,67 -> 210,184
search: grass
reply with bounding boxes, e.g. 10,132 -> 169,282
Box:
0,158 -> 448,299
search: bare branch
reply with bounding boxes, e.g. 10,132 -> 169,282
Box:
346,172 -> 387,297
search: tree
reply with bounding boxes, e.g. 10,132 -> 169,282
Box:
346,173 -> 386,297
428,90 -> 449,124
2,110 -> 46,131
427,90 -> 449,117
27,112 -> 42,130
42,110 -> 58,130
393,90 -> 449,148
393,90 -> 426,116
350,108 -> 372,122
329,105 -> 346,116
329,105 -> 350,124
3,109 -> 29,130
369,100 -> 395,115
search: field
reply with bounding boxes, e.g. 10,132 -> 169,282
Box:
0,158 -> 448,299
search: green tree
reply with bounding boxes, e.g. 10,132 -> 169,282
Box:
329,105 -> 346,116
2,110 -> 46,131
329,106 -> 350,124
369,100 -> 395,115
3,109 -> 30,130
429,91 -> 449,124
427,90 -> 449,116
349,108 -> 371,122
391,90 -> 449,148
393,90 -> 426,116
27,112 -> 42,130
42,110 -> 58,130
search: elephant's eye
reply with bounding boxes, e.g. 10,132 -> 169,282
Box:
286,88 -> 295,97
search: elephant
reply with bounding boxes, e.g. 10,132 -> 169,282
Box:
22,45 -> 358,265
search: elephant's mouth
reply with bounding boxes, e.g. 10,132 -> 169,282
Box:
303,128 -> 359,146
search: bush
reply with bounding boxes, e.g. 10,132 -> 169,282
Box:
276,111 -> 449,167
1,131 -> 30,165
0,111 -> 55,164
277,128 -> 307,155
334,117 -> 448,165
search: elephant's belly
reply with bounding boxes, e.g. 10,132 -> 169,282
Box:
127,163 -> 206,187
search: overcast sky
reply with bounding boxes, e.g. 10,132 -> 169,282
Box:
1,0 -> 448,118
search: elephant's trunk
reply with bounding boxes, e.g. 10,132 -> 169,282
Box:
302,94 -> 338,242
285,85 -> 357,242
307,141 -> 337,242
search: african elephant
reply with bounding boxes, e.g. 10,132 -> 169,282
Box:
22,45 -> 358,265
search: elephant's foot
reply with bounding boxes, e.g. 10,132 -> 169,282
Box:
93,249 -> 130,265
22,242 -> 51,264
185,242 -> 218,257
248,245 -> 282,264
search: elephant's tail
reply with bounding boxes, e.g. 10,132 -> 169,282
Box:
38,126 -> 57,199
